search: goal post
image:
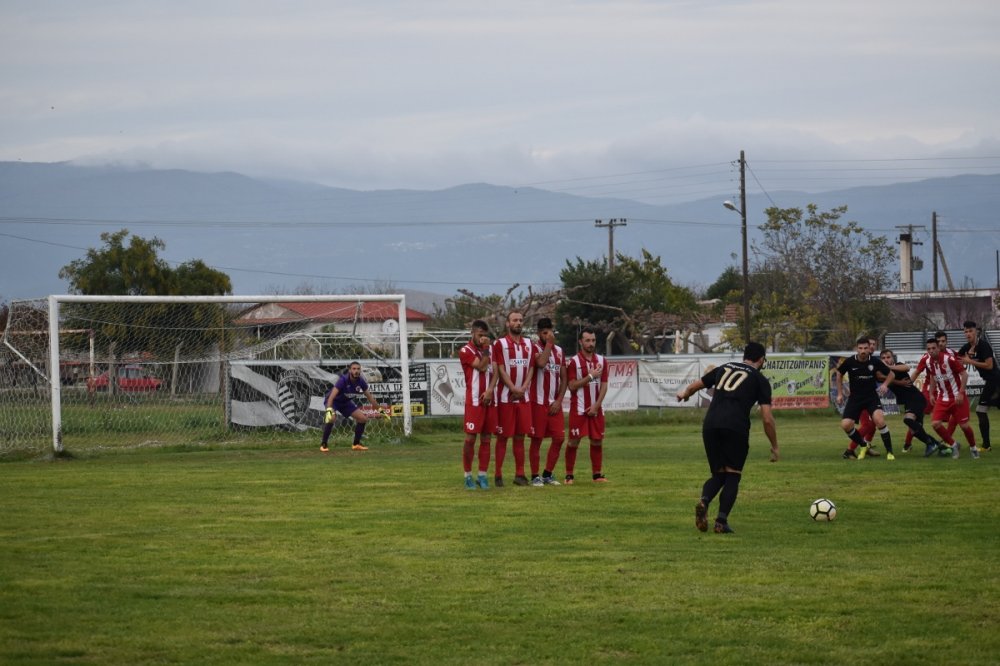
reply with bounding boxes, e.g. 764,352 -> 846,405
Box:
7,294 -> 414,454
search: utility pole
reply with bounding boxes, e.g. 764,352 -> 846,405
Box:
739,150 -> 749,344
722,150 -> 751,343
594,218 -> 627,270
932,211 -> 938,291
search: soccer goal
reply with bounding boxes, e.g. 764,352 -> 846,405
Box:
0,295 -> 413,456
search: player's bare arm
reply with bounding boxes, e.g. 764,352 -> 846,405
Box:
676,378 -> 706,402
362,388 -> 386,416
473,348 -> 491,372
877,370 -> 892,396
535,333 -> 554,368
518,364 -> 535,396
548,365 -> 568,415
761,404 -> 779,462
588,377 -> 608,416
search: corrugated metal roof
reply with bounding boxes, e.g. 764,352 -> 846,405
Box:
236,301 -> 430,325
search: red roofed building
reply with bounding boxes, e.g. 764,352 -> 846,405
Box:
236,300 -> 432,358
238,301 -> 430,327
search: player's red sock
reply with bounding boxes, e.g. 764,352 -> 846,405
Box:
933,424 -> 955,445
904,429 -> 914,447
495,438 -> 508,477
462,439 -> 475,473
512,437 -> 526,477
946,415 -> 959,438
565,445 -> 578,476
529,438 -> 542,477
544,438 -> 564,474
589,442 -> 603,476
961,425 -> 977,447
478,439 -> 491,474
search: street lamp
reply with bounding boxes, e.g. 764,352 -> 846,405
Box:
723,199 -> 751,343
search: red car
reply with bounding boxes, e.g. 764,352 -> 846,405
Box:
87,365 -> 163,392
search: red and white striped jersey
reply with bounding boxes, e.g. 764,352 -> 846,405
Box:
920,352 -> 967,404
566,351 -> 609,416
530,340 -> 564,406
492,335 -> 533,403
460,340 -> 492,408
914,348 -> 955,393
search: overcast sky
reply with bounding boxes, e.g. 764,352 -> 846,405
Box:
2,0 -> 1000,201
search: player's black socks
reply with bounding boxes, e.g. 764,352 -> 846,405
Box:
879,427 -> 893,454
977,412 -> 991,448
718,473 -> 742,518
321,422 -> 334,445
353,422 -> 365,444
904,416 -> 936,446
701,473 -> 725,505
847,428 -> 866,447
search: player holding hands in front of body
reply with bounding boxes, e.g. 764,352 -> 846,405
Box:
490,311 -> 535,487
320,361 -> 386,452
564,328 -> 609,484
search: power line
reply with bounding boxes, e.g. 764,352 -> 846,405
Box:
0,231 -> 559,289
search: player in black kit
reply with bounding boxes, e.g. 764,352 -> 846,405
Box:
677,342 -> 779,535
834,337 -> 895,460
958,321 -> 999,452
878,349 -> 944,457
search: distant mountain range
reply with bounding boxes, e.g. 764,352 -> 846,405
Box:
2,161 -> 998,309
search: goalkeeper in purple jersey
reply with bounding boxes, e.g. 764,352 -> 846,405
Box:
319,361 -> 386,452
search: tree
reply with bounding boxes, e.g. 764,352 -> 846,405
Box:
57,230 -> 234,359
557,249 -> 697,354
703,265 -> 742,303
747,204 -> 895,350
429,284 -> 565,334
59,229 -> 232,296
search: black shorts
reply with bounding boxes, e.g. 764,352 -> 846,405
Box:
843,394 -> 883,423
893,386 -> 926,416
702,426 -> 750,473
978,379 -> 1000,409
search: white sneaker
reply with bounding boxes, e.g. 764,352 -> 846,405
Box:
952,444 -> 960,459
531,476 -> 544,487
971,447 -> 980,460
542,476 -> 561,486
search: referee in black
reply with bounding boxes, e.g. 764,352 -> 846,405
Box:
677,341 -> 779,534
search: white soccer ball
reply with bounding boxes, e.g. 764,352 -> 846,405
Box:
810,498 -> 837,522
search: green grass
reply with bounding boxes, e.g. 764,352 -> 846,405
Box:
1,411 -> 998,664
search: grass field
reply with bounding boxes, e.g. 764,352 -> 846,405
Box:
2,410 -> 998,664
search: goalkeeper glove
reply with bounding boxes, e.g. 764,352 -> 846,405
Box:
324,407 -> 334,424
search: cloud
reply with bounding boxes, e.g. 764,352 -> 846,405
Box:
1,1 -> 999,197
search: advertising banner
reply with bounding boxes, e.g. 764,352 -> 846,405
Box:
427,359 -> 465,417
603,359 -> 639,411
638,358 -> 703,407
764,355 -> 830,410
228,362 -> 429,428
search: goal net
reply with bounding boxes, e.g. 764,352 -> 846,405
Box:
0,295 -> 413,457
